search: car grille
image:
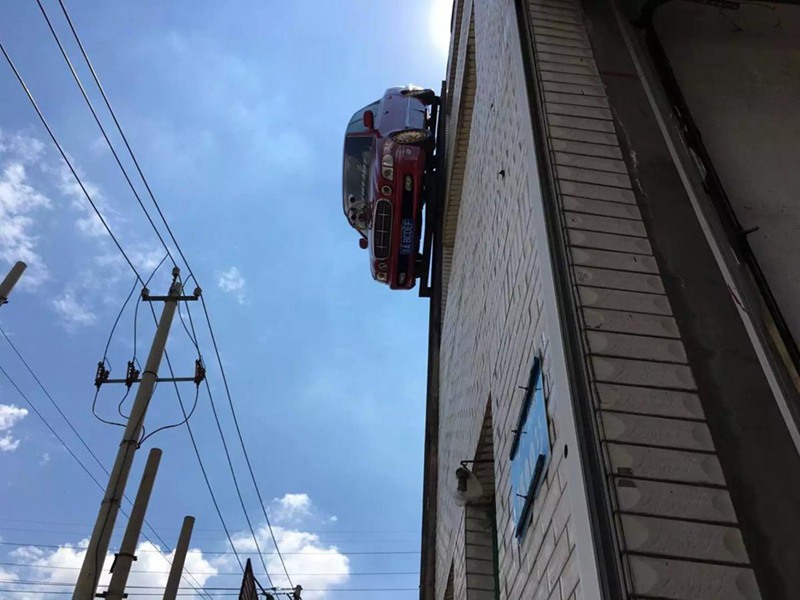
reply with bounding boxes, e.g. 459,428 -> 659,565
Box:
374,200 -> 392,260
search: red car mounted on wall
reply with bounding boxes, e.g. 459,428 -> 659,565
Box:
342,86 -> 438,290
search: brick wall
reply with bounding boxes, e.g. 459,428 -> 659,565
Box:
433,0 -> 765,597
435,0 -> 603,599
522,0 -> 763,596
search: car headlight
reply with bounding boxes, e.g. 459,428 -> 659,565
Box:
376,271 -> 388,282
381,166 -> 394,180
382,154 -> 394,167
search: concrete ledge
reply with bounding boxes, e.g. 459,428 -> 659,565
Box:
600,411 -> 713,450
626,556 -> 760,600
569,230 -> 653,254
606,443 -> 725,485
579,287 -> 672,315
583,310 -> 680,340
614,478 -> 736,523
591,356 -> 696,389
594,383 -> 702,417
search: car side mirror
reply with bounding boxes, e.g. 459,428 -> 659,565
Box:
359,238 -> 369,250
363,110 -> 375,131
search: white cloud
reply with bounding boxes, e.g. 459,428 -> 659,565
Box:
229,524 -> 349,599
219,494 -> 349,598
0,404 -> 28,452
53,159 -> 110,238
1,495 -> 348,600
217,266 -> 246,303
89,136 -> 110,156
131,246 -> 170,277
0,130 -> 46,163
7,539 -> 218,599
40,452 -> 51,465
0,567 -> 19,587
274,493 -> 312,522
52,290 -> 97,329
0,132 -> 52,288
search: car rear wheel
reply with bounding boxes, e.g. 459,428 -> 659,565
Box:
392,129 -> 432,146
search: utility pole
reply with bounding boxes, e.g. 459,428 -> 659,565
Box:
0,261 -> 26,306
104,448 -> 162,600
73,268 -> 198,600
162,516 -> 196,600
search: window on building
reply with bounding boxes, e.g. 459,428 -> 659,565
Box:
509,356 -> 551,540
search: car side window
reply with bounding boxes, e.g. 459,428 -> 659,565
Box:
347,100 -> 380,134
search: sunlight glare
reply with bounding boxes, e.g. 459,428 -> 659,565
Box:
430,0 -> 453,57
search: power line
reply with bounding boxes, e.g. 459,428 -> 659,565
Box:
0,519 -> 419,535
54,0 -> 197,285
0,589 -> 417,595
4,8 -> 284,595
166,282 -> 283,587
0,36 -> 220,583
0,324 -> 111,474
0,564 -> 419,577
196,295 -> 295,586
1,580 -> 420,595
13,3 -> 331,594
200,375 -> 276,587
0,518 -> 419,534
171,373 -> 245,572
0,41 -> 143,285
0,362 -> 106,490
0,337 -> 213,600
0,542 -> 420,556
0,527 -> 420,544
33,0 -> 281,586
141,295 -> 246,576
35,0 -> 179,273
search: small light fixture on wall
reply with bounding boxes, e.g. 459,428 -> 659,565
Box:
453,460 -> 492,506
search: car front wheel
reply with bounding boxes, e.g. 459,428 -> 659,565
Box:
392,129 -> 432,146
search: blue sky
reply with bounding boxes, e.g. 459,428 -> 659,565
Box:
0,1 -> 450,598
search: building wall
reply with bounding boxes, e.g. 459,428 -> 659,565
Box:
432,0 -> 784,598
655,2 -> 800,352
435,1 -> 604,599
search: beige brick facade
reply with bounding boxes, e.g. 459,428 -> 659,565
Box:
433,1 -> 603,599
423,0 -> 769,599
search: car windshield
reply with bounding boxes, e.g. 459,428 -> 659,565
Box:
342,135 -> 374,227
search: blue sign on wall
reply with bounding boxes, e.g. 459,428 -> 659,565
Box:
509,356 -> 551,540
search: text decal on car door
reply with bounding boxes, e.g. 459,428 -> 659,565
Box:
400,219 -> 414,255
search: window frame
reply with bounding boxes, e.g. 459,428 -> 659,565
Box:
509,356 -> 551,540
